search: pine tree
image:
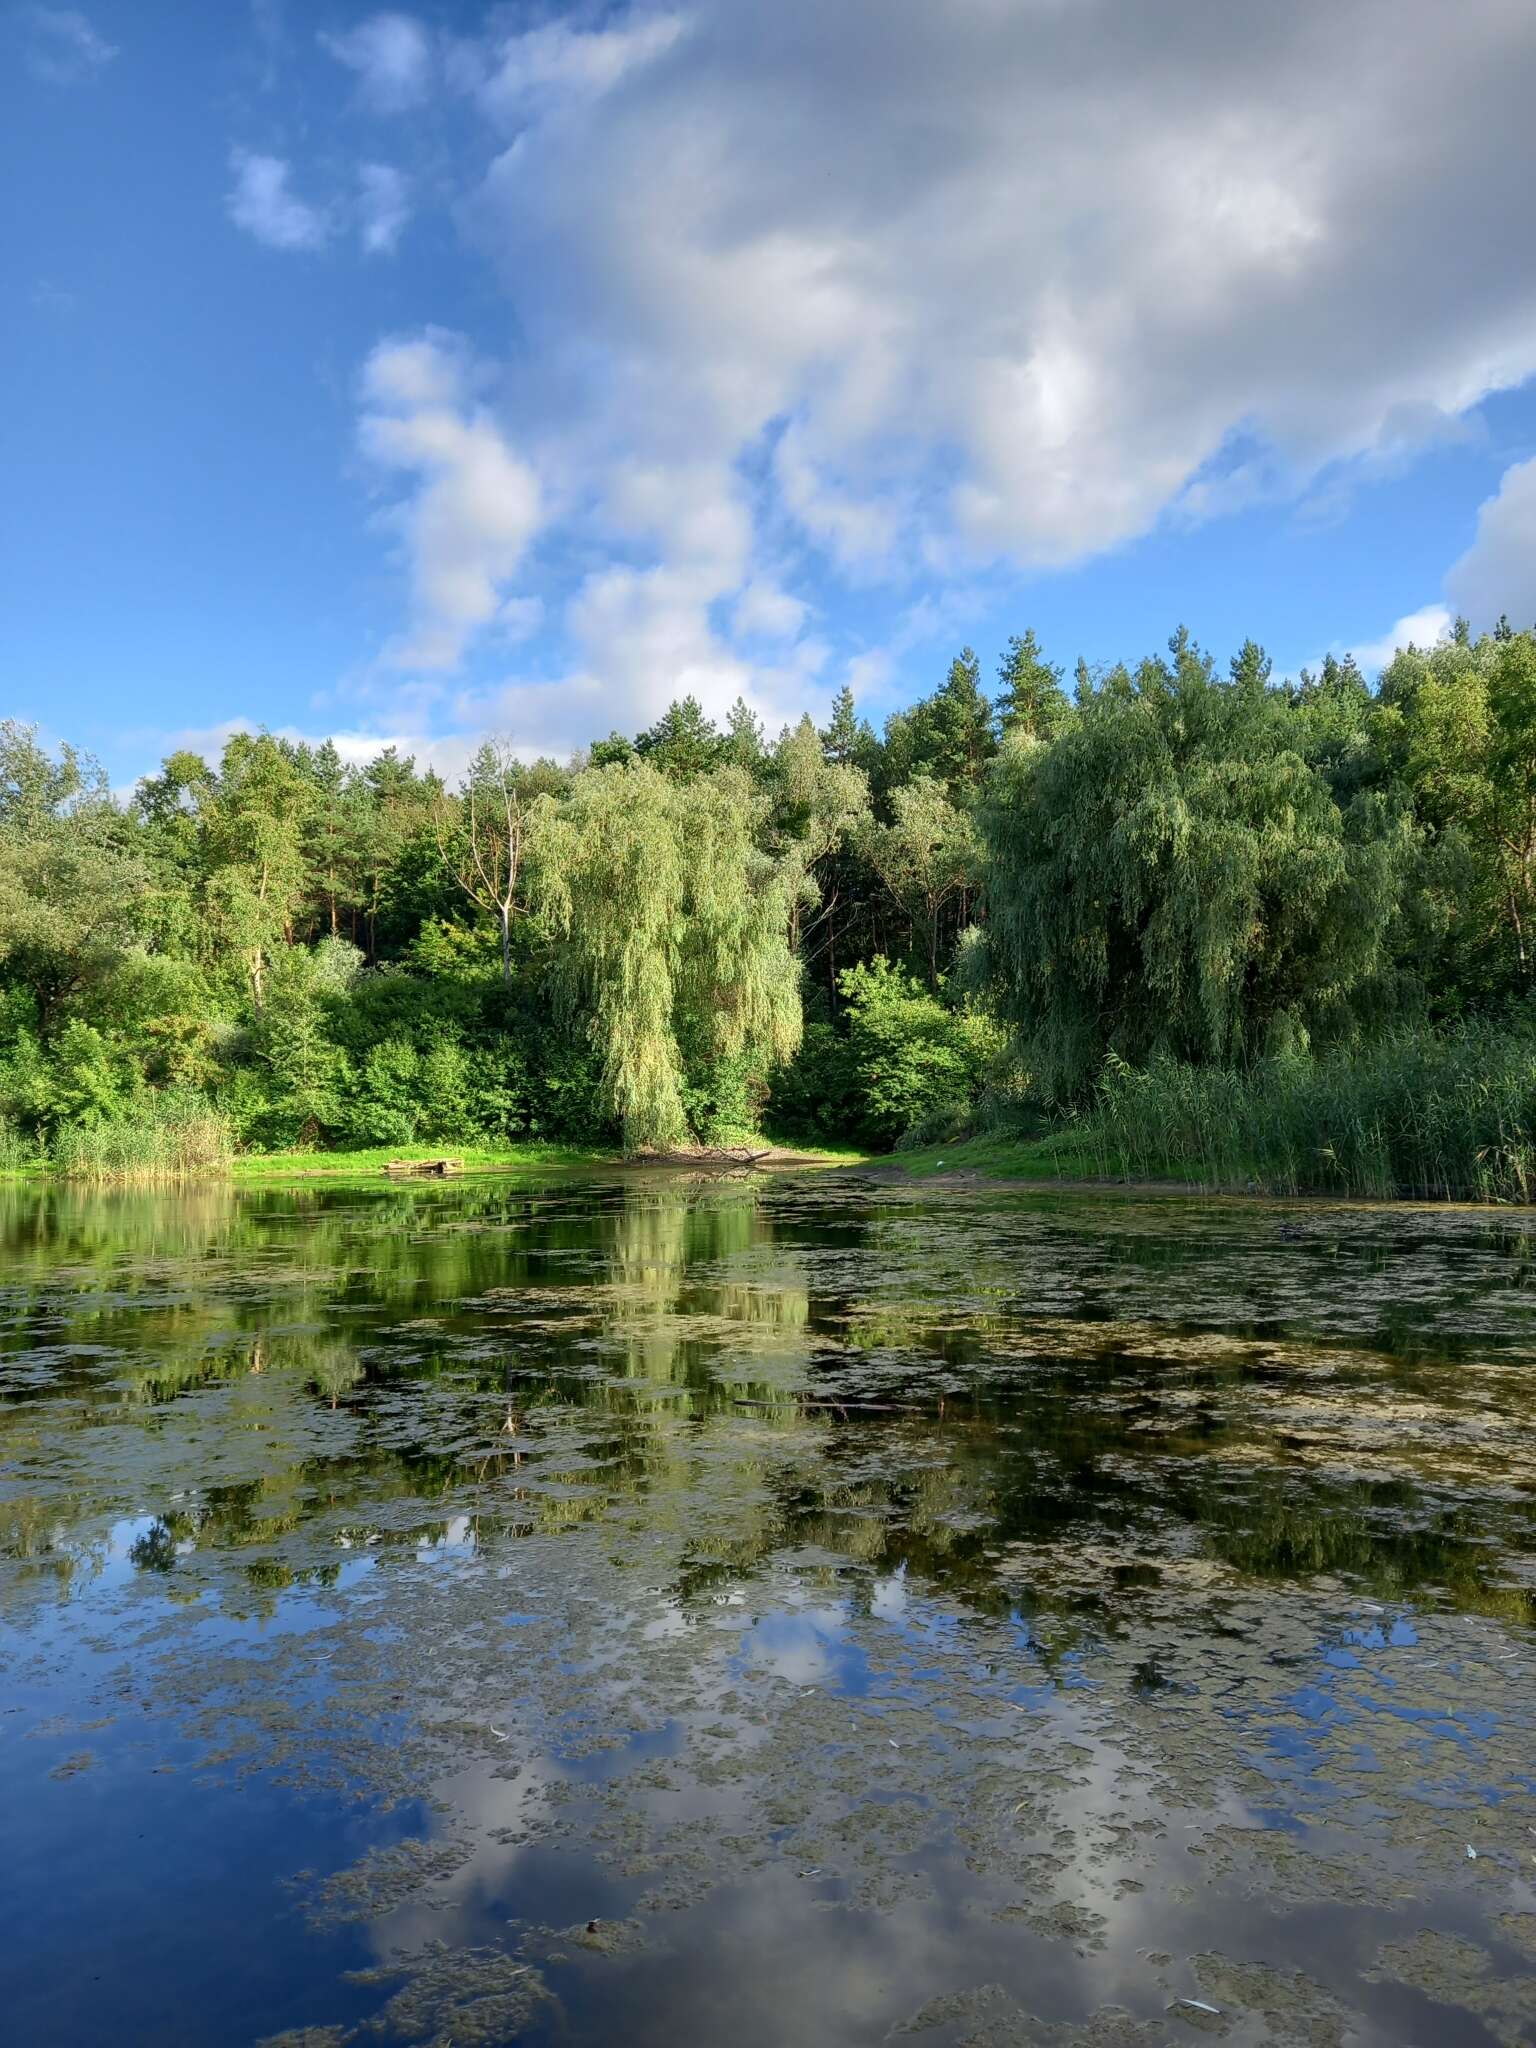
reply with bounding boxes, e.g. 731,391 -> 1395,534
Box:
996,631 -> 1068,741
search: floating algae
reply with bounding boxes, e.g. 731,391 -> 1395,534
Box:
3,1170 -> 1536,2045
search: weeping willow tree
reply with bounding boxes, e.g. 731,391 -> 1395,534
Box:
536,761 -> 806,1151
979,632 -> 1416,1098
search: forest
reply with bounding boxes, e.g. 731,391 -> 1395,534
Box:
4,617 -> 1536,1198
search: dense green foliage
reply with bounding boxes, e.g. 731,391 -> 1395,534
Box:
6,616 -> 1536,1188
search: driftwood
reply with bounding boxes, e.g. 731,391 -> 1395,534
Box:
384,1157 -> 464,1178
634,1145 -> 773,1170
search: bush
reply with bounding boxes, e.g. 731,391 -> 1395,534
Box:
345,1036 -> 424,1145
765,961 -> 999,1150
764,1019 -> 858,1144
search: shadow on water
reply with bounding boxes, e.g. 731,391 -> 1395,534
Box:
2,1170 -> 1535,2045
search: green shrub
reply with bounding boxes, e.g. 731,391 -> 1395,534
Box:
764,1019 -> 859,1144
345,1036 -> 423,1146
839,959 -> 1001,1149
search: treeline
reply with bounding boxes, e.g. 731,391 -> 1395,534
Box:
3,614 -> 1536,1188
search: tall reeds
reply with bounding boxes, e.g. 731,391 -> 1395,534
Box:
1080,1026 -> 1536,1202
49,1095 -> 235,1183
0,1117 -> 31,1174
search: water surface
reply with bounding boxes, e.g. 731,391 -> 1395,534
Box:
3,1170 -> 1535,2046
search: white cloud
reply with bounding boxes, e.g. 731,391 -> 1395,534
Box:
496,595 -> 544,644
359,330 -> 542,671
142,717 -> 482,788
226,149 -> 330,251
455,13 -> 683,127
732,579 -> 808,643
358,162 -> 411,254
331,0 -> 1536,747
320,11 -> 432,111
455,0 -> 1536,580
22,6 -> 116,82
1446,455 -> 1536,632
1345,604 -> 1453,674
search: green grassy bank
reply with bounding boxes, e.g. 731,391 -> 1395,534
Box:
0,1130 -> 864,1186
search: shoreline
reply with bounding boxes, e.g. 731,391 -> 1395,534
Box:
855,1136 -> 1534,1209
0,1141 -> 865,1187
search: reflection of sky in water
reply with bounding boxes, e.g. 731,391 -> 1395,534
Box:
1,1172 -> 1535,2045
736,1599 -> 873,1691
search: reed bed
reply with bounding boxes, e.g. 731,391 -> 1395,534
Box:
1080,1027 -> 1536,1202
50,1101 -> 235,1183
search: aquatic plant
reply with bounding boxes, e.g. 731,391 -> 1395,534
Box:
49,1092 -> 235,1183
1084,1025 -> 1536,1201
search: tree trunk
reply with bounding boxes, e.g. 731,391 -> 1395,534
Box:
499,904 -> 512,984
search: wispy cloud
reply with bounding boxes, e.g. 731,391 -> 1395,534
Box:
357,162 -> 411,255
22,6 -> 117,83
455,13 -> 683,126
29,277 -> 78,315
320,11 -> 432,111
226,148 -> 330,252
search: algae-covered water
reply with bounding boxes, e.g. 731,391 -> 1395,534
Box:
3,1170 -> 1536,2047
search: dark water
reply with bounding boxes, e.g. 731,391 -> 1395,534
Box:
3,1170 -> 1536,2048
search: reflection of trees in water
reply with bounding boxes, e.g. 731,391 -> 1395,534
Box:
2,1175 -> 1533,1629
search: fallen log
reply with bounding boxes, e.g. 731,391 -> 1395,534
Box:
635,1146 -> 773,1169
384,1158 -> 464,1178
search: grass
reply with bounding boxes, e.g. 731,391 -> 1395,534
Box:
233,1136 -> 865,1180
231,1140 -> 613,1180
0,1125 -> 866,1186
890,1129 -> 1148,1184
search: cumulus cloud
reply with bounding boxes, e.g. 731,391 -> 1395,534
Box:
1446,455 -> 1536,632
21,6 -> 116,82
359,331 -> 542,671
338,0 -> 1536,748
226,149 -> 330,251
1346,605 -> 1454,675
320,11 -> 432,111
357,162 -> 411,253
732,579 -> 809,643
458,0 -> 1536,574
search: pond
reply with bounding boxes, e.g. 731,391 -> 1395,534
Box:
2,1168 -> 1535,2047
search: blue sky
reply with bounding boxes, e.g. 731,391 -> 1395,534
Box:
6,1 -> 1536,787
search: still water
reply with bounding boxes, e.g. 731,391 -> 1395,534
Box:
2,1169 -> 1535,2046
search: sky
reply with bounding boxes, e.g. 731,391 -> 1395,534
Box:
6,0 -> 1536,788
